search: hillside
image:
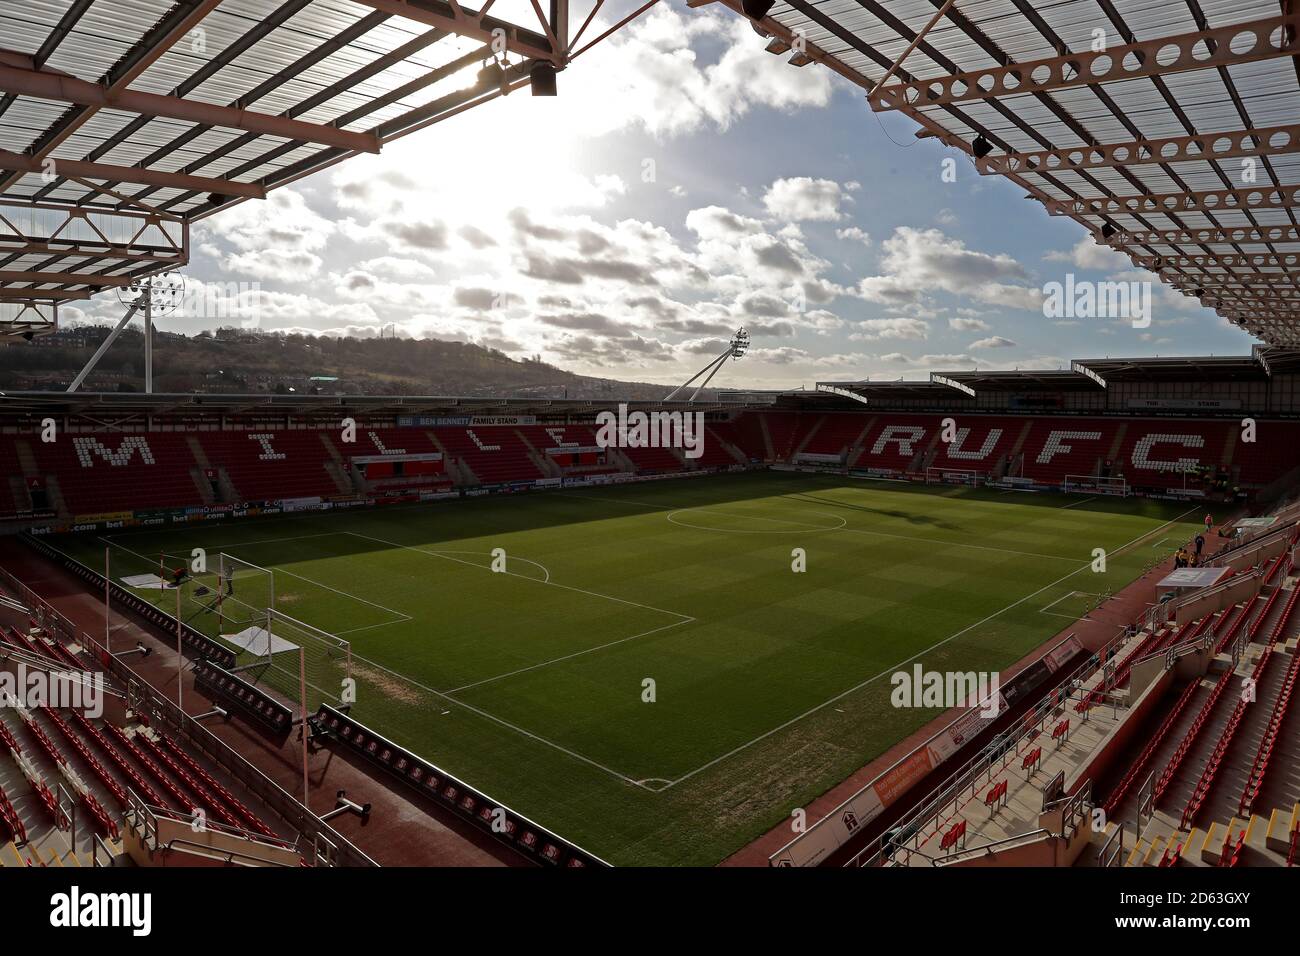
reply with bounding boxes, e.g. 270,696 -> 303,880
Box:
0,325 -> 678,399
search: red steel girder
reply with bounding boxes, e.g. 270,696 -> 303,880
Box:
1131,252 -> 1300,270
0,62 -> 380,154
0,149 -> 265,198
871,14 -> 1300,111
1107,224 -> 1300,246
1043,185 -> 1300,218
977,123 -> 1300,175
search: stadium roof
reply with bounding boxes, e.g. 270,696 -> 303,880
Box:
1071,353 -> 1272,383
811,349 -> 1300,400
0,0 -> 622,333
720,0 -> 1300,345
0,388 -> 776,419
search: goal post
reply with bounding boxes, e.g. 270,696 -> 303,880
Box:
1062,475 -> 1129,497
262,608 -> 352,708
925,466 -> 980,487
214,552 -> 274,633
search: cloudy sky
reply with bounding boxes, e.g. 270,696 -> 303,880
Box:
67,1 -> 1255,390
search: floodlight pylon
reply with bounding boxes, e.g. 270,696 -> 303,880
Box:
664,328 -> 750,402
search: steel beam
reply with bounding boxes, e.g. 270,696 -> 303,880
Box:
1043,185 -> 1300,218
347,0 -> 559,62
0,288 -> 98,302
0,0 -> 225,193
1106,225 -> 1300,246
977,123 -> 1300,175
871,14 -> 1300,110
0,241 -> 182,263
0,63 -> 380,154
0,149 -> 265,198
0,270 -> 137,287
1130,253 -> 1300,271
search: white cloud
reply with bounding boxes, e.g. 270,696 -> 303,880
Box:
971,336 -> 1017,349
1044,236 -> 1132,272
850,317 -> 928,341
763,177 -> 848,222
836,226 -> 871,245
948,317 -> 990,332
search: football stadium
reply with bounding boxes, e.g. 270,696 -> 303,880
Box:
0,0 -> 1297,927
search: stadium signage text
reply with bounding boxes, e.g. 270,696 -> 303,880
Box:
595,403 -> 704,459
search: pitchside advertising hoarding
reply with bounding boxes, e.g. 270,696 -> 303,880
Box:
770,633 -> 1085,867
27,468 -> 738,535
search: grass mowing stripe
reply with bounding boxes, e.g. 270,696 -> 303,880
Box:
49,472 -> 1201,864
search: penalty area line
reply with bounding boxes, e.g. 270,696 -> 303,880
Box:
657,505 -> 1200,791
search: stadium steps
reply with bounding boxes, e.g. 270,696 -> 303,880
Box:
704,424 -> 749,465
316,434 -> 355,494
756,415 -> 776,461
1191,646 -> 1292,827
185,434 -> 218,504
1105,422 -> 1128,472
424,431 -> 472,486
790,415 -> 825,458
844,416 -> 876,468
1134,807 -> 1292,866
1151,640 -> 1266,819
513,429 -> 561,478
6,475 -> 32,512
189,468 -> 216,505
42,474 -> 70,520
1220,425 -> 1237,470
901,706 -> 1128,867
13,438 -> 41,480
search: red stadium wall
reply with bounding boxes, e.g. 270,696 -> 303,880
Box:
0,409 -> 1294,527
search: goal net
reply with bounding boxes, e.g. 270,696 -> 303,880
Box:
1062,475 -> 1129,497
925,466 -> 980,487
212,553 -> 274,632
251,608 -> 352,708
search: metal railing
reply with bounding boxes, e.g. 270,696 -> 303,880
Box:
835,629 -> 1132,868
0,563 -> 377,868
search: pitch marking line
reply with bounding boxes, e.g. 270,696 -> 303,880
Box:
658,505 -> 1200,791
342,531 -> 693,623
443,618 -> 695,694
335,652 -> 657,790
1061,496 -> 1097,509
663,505 -> 1083,562
1038,591 -> 1102,620
667,508 -> 847,534
100,534 -> 413,629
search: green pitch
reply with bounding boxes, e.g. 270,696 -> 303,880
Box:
51,472 -> 1202,865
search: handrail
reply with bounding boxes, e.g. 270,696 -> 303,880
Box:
0,562 -> 377,868
834,629 -> 1126,868
938,828 -> 1053,866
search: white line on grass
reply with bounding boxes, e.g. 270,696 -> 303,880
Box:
667,508 -> 847,534
659,504 -> 1200,790
101,536 -> 411,628
335,653 -> 657,790
342,530 -> 693,623
1038,591 -> 1101,620
663,505 -> 1086,561
443,618 -> 695,694
1061,496 -> 1096,509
